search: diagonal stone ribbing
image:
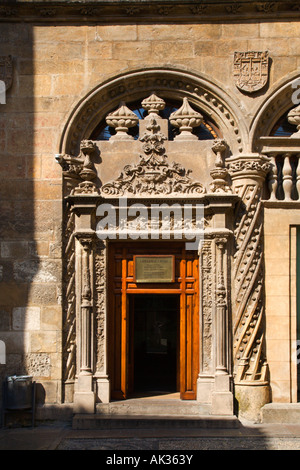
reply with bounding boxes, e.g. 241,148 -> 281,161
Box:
232,182 -> 268,383
62,207 -> 77,383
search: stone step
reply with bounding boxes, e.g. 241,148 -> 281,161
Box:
72,413 -> 240,430
95,398 -> 211,417
261,403 -> 300,423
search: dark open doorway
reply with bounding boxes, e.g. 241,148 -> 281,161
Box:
129,294 -> 180,395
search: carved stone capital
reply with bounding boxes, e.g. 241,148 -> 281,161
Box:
227,154 -> 271,186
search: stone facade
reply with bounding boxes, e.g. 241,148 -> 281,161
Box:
1,0 -> 300,422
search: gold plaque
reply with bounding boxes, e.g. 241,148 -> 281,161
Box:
134,255 -> 175,283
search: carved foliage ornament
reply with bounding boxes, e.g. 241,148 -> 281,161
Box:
234,51 -> 269,93
100,118 -> 206,197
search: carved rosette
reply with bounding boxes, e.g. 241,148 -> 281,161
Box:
228,155 -> 271,384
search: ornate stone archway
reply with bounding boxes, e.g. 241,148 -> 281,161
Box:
57,70 -> 272,419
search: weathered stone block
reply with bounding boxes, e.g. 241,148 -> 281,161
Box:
12,306 -> 40,331
1,241 -> 28,259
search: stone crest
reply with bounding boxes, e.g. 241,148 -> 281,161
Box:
234,51 -> 269,93
0,55 -> 13,90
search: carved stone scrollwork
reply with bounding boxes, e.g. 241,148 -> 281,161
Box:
101,118 -> 206,196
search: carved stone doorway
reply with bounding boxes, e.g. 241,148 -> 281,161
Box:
107,242 -> 200,401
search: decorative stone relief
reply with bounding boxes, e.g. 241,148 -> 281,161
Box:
56,140 -> 99,195
234,51 -> 269,93
101,118 -> 206,196
94,240 -> 106,373
169,97 -> 203,140
200,240 -> 214,374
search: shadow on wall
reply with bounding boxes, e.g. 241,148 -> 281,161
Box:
0,24 -> 41,406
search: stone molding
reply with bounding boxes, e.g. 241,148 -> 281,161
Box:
251,74 -> 300,152
59,68 -> 247,157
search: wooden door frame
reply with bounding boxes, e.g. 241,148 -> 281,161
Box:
108,242 -> 199,400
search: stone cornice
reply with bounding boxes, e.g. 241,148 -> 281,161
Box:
0,1 -> 300,23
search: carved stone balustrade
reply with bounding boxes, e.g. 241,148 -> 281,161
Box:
259,137 -> 300,201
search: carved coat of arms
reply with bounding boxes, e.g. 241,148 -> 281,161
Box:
234,51 -> 269,93
0,56 -> 13,90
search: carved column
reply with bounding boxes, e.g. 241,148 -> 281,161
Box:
215,237 -> 228,376
74,233 -> 96,413
228,154 -> 271,421
197,195 -> 237,415
211,235 -> 234,415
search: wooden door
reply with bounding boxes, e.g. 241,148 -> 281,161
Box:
108,242 -> 199,400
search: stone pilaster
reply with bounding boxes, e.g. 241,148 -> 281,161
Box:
228,154 -> 271,421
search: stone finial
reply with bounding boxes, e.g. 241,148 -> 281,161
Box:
209,139 -> 232,193
105,102 -> 139,140
141,92 -> 166,119
287,104 -> 300,137
169,97 -> 203,140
